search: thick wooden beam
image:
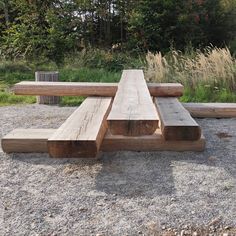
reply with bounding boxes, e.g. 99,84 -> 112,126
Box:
155,98 -> 201,141
107,70 -> 159,136
13,81 -> 184,97
1,129 -> 205,154
1,129 -> 55,153
102,130 -> 205,152
183,103 -> 236,118
48,97 -> 112,158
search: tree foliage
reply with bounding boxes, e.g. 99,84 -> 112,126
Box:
0,0 -> 235,63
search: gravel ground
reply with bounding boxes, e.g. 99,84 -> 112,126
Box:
0,104 -> 236,236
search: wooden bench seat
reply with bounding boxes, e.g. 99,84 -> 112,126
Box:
47,97 -> 112,158
155,98 -> 201,141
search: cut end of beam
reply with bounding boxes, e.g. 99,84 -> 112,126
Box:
48,141 -> 98,158
107,120 -> 158,136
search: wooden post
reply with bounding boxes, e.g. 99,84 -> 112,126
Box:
35,71 -> 60,105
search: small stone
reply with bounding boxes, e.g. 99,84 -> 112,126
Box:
209,225 -> 215,232
223,233 -> 228,236
162,226 -> 166,230
180,230 -> 185,236
193,232 -> 198,236
191,211 -> 195,214
208,217 -> 222,226
138,231 -> 142,234
171,198 -> 176,202
79,207 -> 87,212
224,226 -> 231,230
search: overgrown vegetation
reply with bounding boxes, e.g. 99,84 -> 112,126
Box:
0,47 -> 235,106
146,47 -> 236,102
0,1 -> 235,106
0,1 -> 235,64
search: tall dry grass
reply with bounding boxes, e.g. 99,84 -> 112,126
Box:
146,47 -> 236,91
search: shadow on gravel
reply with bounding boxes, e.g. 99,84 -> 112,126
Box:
95,135 -> 236,198
95,151 -> 178,198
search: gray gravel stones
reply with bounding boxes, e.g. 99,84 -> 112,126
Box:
0,104 -> 236,235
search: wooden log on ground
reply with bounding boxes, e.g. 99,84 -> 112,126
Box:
183,103 -> 236,118
155,97 -> 201,141
1,129 -> 55,153
13,81 -> 184,97
1,129 -> 206,154
107,70 -> 159,136
35,71 -> 60,104
47,97 -> 112,158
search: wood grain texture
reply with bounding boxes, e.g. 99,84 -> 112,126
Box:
48,97 -> 112,158
183,103 -> 236,118
155,98 -> 201,141
1,129 -> 55,153
107,70 -> 159,136
102,130 -> 205,152
13,81 -> 184,97
1,129 -> 206,154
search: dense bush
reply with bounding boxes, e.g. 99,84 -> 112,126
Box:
0,1 -> 235,62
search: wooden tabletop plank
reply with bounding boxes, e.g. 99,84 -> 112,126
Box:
13,81 -> 184,97
107,70 -> 159,136
155,97 -> 201,141
48,97 -> 112,158
1,128 -> 205,154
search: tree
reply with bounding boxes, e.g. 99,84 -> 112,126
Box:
128,0 -> 236,52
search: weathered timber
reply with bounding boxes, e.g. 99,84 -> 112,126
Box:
1,129 -> 55,153
13,81 -> 184,97
1,129 -> 206,154
155,97 -> 201,141
35,71 -> 60,104
102,130 -> 205,152
47,97 -> 112,158
183,103 -> 236,118
107,70 -> 159,136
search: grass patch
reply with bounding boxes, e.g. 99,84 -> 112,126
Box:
0,64 -> 121,106
60,96 -> 85,106
0,92 -> 35,106
0,47 -> 235,107
180,85 -> 236,102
